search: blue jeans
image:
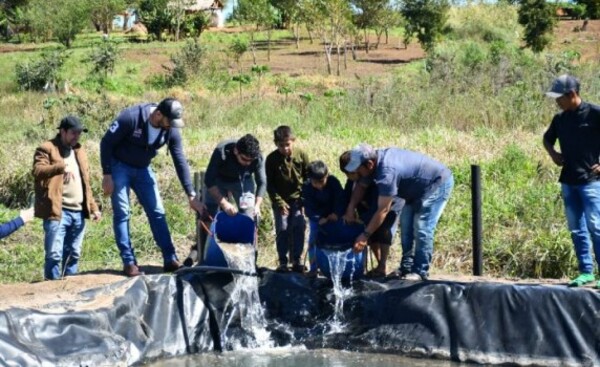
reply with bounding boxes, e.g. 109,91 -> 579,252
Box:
400,176 -> 454,277
561,182 -> 600,274
111,159 -> 177,267
43,209 -> 86,280
273,202 -> 306,266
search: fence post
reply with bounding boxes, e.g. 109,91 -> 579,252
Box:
471,165 -> 483,276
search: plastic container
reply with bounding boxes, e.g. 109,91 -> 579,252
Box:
315,220 -> 365,279
202,212 -> 256,267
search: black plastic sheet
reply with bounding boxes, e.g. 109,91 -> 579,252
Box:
0,271 -> 599,366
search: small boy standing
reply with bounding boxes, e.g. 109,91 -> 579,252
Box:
302,160 -> 346,274
266,126 -> 310,273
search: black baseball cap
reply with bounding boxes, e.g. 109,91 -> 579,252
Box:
157,98 -> 184,128
58,115 -> 88,133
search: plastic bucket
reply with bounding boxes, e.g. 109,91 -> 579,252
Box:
202,212 -> 256,267
315,220 -> 365,279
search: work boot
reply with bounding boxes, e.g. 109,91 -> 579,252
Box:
164,260 -> 183,273
124,264 -> 144,277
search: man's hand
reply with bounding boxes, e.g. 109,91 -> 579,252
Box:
352,233 -> 369,253
189,196 -> 206,215
343,208 -> 357,223
221,201 -> 238,216
91,211 -> 102,221
19,207 -> 34,223
279,205 -> 289,216
549,151 -> 564,167
591,164 -> 600,177
327,213 -> 338,222
102,175 -> 114,196
63,170 -> 75,184
318,217 -> 328,225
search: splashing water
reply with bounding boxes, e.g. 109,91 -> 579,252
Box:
323,248 -> 356,333
219,242 -> 274,349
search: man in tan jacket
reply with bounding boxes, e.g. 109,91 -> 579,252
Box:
33,116 -> 101,280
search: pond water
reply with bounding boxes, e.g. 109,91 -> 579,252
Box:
147,348 -> 465,367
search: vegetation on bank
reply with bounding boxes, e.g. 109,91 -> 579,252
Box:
0,3 -> 595,283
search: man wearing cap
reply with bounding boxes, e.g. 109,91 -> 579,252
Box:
543,74 -> 600,289
33,116 -> 101,280
100,98 -> 203,277
343,143 -> 453,281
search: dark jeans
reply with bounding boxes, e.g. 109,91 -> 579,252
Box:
273,202 -> 306,266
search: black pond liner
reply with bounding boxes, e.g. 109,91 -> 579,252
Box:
0,269 -> 599,366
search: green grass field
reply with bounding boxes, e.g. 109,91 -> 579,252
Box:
0,4 -> 592,283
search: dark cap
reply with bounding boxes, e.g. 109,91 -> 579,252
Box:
545,74 -> 580,99
156,98 -> 184,128
58,115 -> 87,133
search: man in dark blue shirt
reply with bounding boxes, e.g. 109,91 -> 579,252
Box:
100,98 -> 203,277
344,143 -> 453,280
543,74 -> 600,289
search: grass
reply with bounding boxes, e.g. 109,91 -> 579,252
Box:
0,5 -> 592,283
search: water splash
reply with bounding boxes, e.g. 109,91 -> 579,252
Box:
323,248 -> 356,333
219,242 -> 274,349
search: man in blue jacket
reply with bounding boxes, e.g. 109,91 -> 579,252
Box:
100,98 -> 203,277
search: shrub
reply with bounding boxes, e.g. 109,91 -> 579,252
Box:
164,38 -> 205,87
15,50 -> 68,91
85,39 -> 121,79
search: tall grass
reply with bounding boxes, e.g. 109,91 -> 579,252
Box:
0,4 -> 593,282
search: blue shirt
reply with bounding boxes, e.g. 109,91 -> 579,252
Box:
100,103 -> 195,196
370,148 -> 451,204
302,175 -> 345,222
0,216 -> 24,240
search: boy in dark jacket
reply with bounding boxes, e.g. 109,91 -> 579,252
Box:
302,160 -> 345,274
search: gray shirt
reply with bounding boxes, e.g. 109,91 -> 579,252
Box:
369,148 -> 451,204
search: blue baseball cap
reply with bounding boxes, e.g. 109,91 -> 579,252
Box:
545,74 -> 580,99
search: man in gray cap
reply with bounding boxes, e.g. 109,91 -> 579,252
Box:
543,74 -> 600,289
33,115 -> 102,280
343,143 -> 453,280
100,98 -> 204,277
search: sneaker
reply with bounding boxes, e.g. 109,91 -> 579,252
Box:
568,273 -> 595,287
402,273 -> 422,281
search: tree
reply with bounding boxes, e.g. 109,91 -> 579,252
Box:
234,0 -> 278,63
90,0 -> 127,35
27,0 -> 91,48
400,0 -> 449,52
518,0 -> 555,53
351,0 -> 387,53
312,0 -> 354,75
170,0 -> 195,41
138,0 -> 173,41
576,0 -> 600,19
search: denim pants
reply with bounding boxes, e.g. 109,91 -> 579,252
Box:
111,159 -> 177,266
399,175 -> 454,277
43,209 -> 86,280
561,182 -> 600,274
273,202 -> 306,266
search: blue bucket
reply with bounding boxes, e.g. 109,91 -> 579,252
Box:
202,212 -> 256,267
315,220 -> 365,279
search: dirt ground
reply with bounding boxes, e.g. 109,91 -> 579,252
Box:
1,20 -> 598,311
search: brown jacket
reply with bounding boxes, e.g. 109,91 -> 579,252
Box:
32,135 -> 99,220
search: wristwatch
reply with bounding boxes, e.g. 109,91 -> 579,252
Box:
362,230 -> 371,239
